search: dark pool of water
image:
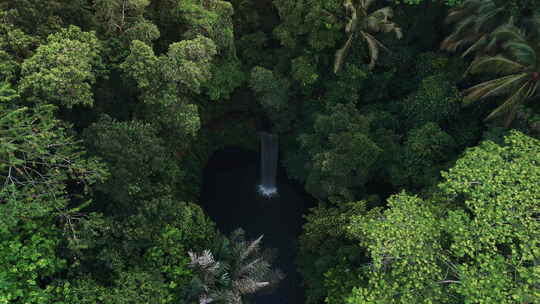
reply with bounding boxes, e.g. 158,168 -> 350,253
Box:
199,147 -> 312,304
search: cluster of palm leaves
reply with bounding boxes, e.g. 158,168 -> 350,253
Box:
333,0 -> 402,73
187,228 -> 284,304
442,0 -> 540,126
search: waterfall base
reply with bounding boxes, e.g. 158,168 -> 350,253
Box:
258,184 -> 278,198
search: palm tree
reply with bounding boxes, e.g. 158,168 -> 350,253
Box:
188,229 -> 284,304
440,0 -> 507,58
187,250 -> 232,304
461,20 -> 540,126
441,0 -> 540,57
334,0 -> 402,74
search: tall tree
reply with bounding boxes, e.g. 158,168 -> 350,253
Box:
298,102 -> 382,202
346,130 -> 540,303
120,37 -> 217,140
93,0 -> 154,36
440,0 -> 507,57
19,26 -> 105,108
460,20 -> 540,126
333,0 -> 402,73
441,0 -> 540,57
0,82 -> 107,230
0,0 -> 94,38
297,201 -> 368,304
0,82 -> 107,303
188,229 -> 284,304
83,115 -> 183,207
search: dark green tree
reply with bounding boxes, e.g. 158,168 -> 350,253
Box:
298,102 -> 382,202
83,115 -> 183,207
298,201 -> 368,304
0,82 -> 107,302
249,66 -> 293,132
120,37 -> 216,142
1,83 -> 107,230
389,122 -> 457,188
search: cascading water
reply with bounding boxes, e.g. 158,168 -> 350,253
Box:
258,132 -> 278,197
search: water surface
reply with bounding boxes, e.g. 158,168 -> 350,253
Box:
200,147 -> 311,304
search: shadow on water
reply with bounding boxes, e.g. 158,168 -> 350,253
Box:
199,147 -> 313,304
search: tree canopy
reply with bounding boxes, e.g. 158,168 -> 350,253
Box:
1,0 -> 540,302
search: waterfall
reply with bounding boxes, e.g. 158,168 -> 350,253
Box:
258,132 -> 278,197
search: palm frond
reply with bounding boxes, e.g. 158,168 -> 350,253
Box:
233,278 -> 270,295
367,8 -> 401,36
394,26 -> 403,39
501,41 -> 536,66
370,7 -> 394,20
189,228 -> 284,304
462,74 -> 528,105
362,32 -> 379,70
468,55 -> 526,75
442,0 -> 513,58
479,73 -> 529,99
360,0 -> 377,11
445,0 -> 484,24
366,16 -> 381,32
491,24 -> 525,43
441,31 -> 482,52
451,17 -> 478,38
188,249 -> 228,292
335,0 -> 401,72
189,250 -> 219,270
238,257 -> 263,276
379,22 -> 403,39
474,0 -> 496,13
361,31 -> 388,70
344,0 -> 358,34
445,8 -> 473,25
334,34 -> 353,74
199,294 -> 214,304
472,7 -> 503,33
240,235 -> 264,262
461,34 -> 488,57
484,81 -> 531,121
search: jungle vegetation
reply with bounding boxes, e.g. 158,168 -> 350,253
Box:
1,0 -> 539,303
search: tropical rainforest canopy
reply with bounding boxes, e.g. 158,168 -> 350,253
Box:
1,0 -> 540,303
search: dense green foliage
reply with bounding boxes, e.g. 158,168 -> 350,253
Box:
1,0 -> 540,303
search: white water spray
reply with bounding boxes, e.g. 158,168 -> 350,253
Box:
258,132 -> 278,198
